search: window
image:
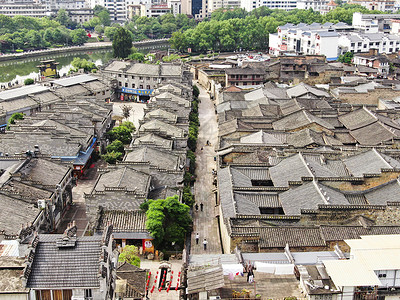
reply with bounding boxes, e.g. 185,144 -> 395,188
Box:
146,85 -> 150,89
132,83 -> 135,88
131,75 -> 134,79
139,76 -> 143,80
84,289 -> 93,299
118,74 -> 121,77
146,77 -> 150,80
139,84 -> 143,89
118,81 -> 122,86
125,82 -> 128,87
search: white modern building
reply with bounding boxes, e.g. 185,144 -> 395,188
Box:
269,22 -> 353,60
349,0 -> 395,12
352,12 -> 400,33
0,1 -> 50,17
241,0 -> 296,11
338,32 -> 400,54
324,235 -> 400,300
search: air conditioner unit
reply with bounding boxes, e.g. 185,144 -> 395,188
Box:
37,200 -> 46,210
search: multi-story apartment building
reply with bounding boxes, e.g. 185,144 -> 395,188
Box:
102,61 -> 192,101
338,32 -> 400,54
269,22 -> 353,60
349,0 -> 395,12
352,12 -> 400,33
241,0 -> 295,12
0,0 -> 49,17
68,8 -> 94,23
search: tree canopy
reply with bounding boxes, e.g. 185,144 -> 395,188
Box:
141,195 -> 192,250
112,27 -> 133,59
169,6 -> 385,53
118,245 -> 141,267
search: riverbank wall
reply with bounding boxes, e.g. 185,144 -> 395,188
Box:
0,43 -> 113,62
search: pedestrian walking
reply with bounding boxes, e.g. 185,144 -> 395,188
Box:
195,203 -> 199,211
203,238 -> 208,250
201,147 -> 203,151
195,233 -> 199,245
200,202 -> 204,211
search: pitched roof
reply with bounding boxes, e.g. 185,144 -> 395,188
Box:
343,149 -> 399,177
239,130 -> 286,145
279,181 -> 349,215
94,166 -> 151,194
117,262 -> 147,299
27,235 -> 103,288
124,146 -> 182,170
272,110 -> 335,131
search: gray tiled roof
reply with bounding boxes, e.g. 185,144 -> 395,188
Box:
286,83 -> 330,98
0,193 -> 39,237
139,119 -> 185,138
269,153 -> 338,187
103,60 -> 130,72
338,107 -> 377,130
132,133 -> 173,150
117,262 -> 147,299
273,110 -> 335,131
240,130 -> 286,145
0,85 -> 49,101
187,266 -> 224,294
364,179 -> 400,205
234,191 -> 280,208
100,210 -> 148,233
94,166 -> 151,194
279,181 -> 348,215
320,225 -> 400,241
27,235 -> 102,288
218,167 -> 236,219
144,108 -> 178,123
124,146 -> 182,170
287,128 -> 325,148
258,227 -> 326,248
16,158 -> 71,187
343,149 -> 394,177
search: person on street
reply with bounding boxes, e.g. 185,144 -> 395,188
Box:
195,203 -> 199,211
203,238 -> 208,250
195,233 -> 199,245
200,202 -> 204,211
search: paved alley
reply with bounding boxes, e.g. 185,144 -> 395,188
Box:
191,82 -> 222,255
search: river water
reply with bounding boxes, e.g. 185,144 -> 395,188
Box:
0,48 -> 113,86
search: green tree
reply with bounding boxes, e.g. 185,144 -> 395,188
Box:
106,140 -> 124,153
112,27 -> 133,58
338,51 -> 354,64
24,78 -> 34,85
104,26 -> 119,40
7,112 -> 24,129
121,121 -> 135,132
128,52 -> 145,62
70,28 -> 88,45
141,195 -> 192,249
118,245 -> 141,267
193,85 -> 200,98
71,57 -> 97,72
102,151 -> 123,164
162,54 -> 181,62
98,10 -> 111,26
107,124 -> 133,144
56,9 -> 71,27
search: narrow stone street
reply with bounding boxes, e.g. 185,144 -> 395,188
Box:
191,82 -> 222,254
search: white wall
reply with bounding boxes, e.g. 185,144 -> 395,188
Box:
318,36 -> 338,59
